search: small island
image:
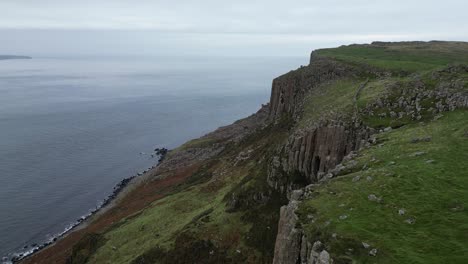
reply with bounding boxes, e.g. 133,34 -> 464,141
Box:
0,55 -> 32,60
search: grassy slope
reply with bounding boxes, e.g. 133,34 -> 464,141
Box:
300,78 -> 363,127
83,121 -> 291,264
298,111 -> 468,263
297,41 -> 468,263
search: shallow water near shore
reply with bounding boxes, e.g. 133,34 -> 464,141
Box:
0,55 -> 304,260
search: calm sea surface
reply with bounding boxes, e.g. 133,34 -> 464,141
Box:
0,55 -> 304,259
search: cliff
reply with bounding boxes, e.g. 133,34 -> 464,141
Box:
20,41 -> 468,264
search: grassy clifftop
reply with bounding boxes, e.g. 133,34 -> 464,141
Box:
315,41 -> 468,72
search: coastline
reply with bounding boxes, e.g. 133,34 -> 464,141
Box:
8,152 -> 167,263
16,104 -> 269,264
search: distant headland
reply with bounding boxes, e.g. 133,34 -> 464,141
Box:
0,55 -> 32,60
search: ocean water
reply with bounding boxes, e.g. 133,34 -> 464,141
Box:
0,55 -> 304,259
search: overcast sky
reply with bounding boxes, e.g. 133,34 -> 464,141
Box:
1,0 -> 467,57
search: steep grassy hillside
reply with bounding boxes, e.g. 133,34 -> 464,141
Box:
298,111 -> 468,263
275,41 -> 468,264
21,41 -> 468,264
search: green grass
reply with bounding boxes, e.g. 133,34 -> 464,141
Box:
87,120 -> 292,264
300,78 -> 364,127
315,42 -> 468,72
355,78 -> 394,109
298,110 -> 468,263
88,164 -> 248,264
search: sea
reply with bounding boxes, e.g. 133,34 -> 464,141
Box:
0,55 -> 304,260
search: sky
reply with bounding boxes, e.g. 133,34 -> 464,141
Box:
0,0 -> 467,57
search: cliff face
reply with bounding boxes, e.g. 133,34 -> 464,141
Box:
269,43 -> 468,264
268,122 -> 372,194
268,55 -> 358,121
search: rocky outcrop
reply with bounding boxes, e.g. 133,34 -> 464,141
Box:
268,120 -> 372,193
273,192 -> 333,264
287,123 -> 370,181
268,55 -> 358,121
360,65 -> 468,123
272,201 -> 302,264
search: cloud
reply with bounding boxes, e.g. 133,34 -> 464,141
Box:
0,0 -> 466,56
1,0 -> 467,35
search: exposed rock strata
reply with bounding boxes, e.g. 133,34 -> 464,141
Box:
360,65 -> 468,122
272,201 -> 302,264
268,55 -> 358,121
268,121 -> 371,193
273,194 -> 333,264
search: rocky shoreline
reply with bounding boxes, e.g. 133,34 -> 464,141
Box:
6,148 -> 168,263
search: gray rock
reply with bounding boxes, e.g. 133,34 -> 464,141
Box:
388,161 -> 396,165
312,241 -> 324,252
405,217 -> 416,224
368,194 -> 382,202
290,189 -> 304,201
409,151 -> 426,157
366,176 -> 373,181
319,173 -> 334,182
369,248 -> 378,257
347,160 -> 358,168
352,175 -> 361,182
362,242 -> 370,249
425,159 -> 435,164
384,127 -> 392,132
318,250 -> 331,264
339,215 -> 348,220
273,202 -> 302,264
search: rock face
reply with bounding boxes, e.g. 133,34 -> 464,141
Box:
273,201 -> 302,264
269,52 -> 378,264
268,55 -> 359,121
268,121 -> 371,193
286,123 -> 369,181
273,198 -> 333,264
